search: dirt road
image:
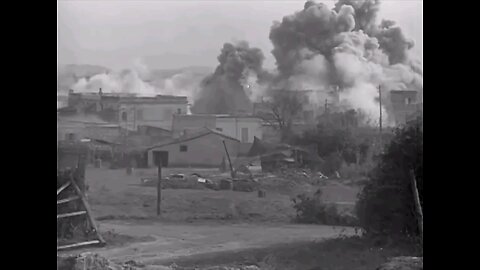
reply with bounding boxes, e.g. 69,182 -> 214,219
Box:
93,221 -> 355,265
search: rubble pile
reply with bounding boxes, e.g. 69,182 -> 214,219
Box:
57,254 -> 262,270
57,253 -> 168,270
170,265 -> 260,270
254,169 -> 323,195
376,257 -> 423,270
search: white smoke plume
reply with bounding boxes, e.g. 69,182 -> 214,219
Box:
70,58 -> 204,103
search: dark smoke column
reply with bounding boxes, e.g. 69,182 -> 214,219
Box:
191,42 -> 265,115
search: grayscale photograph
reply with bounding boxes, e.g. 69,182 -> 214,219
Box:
57,0 -> 423,269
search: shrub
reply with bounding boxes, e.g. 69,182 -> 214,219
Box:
292,189 -> 357,226
321,152 -> 343,176
356,118 -> 423,239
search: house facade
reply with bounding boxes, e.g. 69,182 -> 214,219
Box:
171,114 -> 216,138
147,128 -> 240,168
215,115 -> 263,143
57,114 -> 120,143
119,95 -> 188,131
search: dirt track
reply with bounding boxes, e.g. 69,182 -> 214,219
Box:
93,221 -> 355,265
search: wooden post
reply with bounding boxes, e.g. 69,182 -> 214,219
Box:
222,140 -> 235,178
157,161 -> 162,216
410,170 -> 423,244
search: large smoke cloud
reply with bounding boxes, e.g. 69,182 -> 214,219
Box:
70,0 -> 422,123
191,41 -> 267,114
265,0 -> 422,123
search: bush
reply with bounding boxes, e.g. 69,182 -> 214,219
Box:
292,189 -> 357,226
321,152 -> 343,176
356,118 -> 423,239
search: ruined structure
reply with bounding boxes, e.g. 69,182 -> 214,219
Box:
389,90 -> 421,126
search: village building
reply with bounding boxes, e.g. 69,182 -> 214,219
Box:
389,90 -> 421,126
57,113 -> 120,143
215,115 -> 263,144
171,114 -> 263,142
118,95 -> 188,131
171,114 -> 217,138
147,127 -> 240,168
66,89 -> 189,126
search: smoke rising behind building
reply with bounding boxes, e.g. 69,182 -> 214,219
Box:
63,0 -> 422,124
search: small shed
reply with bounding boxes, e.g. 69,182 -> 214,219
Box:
147,128 -> 240,168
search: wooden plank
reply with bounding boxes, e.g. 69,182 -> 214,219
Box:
57,196 -> 80,205
69,177 -> 106,244
157,163 -> 162,216
57,240 -> 100,251
410,170 -> 423,244
57,182 -> 71,196
222,140 -> 235,179
57,211 -> 86,219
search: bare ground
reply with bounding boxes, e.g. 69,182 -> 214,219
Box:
92,221 -> 356,265
85,167 -> 360,223
58,167 -> 383,269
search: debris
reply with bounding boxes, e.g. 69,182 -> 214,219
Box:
220,179 -> 233,190
316,171 -> 328,179
169,174 -> 186,181
376,257 -> 423,270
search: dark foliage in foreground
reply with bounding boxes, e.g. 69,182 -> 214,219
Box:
356,118 -> 423,239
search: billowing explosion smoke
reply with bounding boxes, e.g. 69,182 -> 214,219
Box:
269,0 -> 423,124
71,58 -> 155,96
191,41 -> 267,114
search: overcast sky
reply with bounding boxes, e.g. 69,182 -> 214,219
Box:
58,0 -> 422,70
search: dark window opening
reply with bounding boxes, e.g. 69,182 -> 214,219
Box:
180,145 -> 188,152
121,111 -> 127,121
177,108 -> 182,114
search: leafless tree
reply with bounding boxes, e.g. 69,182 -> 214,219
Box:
257,90 -> 304,142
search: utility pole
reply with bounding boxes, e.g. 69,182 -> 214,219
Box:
379,85 -> 382,135
157,160 -> 162,216
324,98 -> 329,114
